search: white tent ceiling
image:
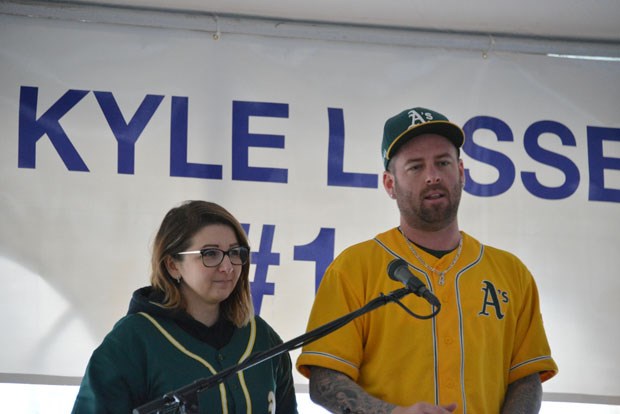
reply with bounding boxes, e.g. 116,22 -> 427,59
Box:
45,0 -> 620,42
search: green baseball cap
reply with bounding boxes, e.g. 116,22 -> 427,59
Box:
382,107 -> 465,169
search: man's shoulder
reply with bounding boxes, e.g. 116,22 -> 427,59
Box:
463,232 -> 521,261
480,242 -> 524,266
463,232 -> 533,282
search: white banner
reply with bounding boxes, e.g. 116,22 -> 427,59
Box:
0,11 -> 619,401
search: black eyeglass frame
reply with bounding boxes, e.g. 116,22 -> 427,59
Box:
176,246 -> 250,268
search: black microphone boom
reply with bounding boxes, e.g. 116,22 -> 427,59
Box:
134,261 -> 443,414
387,259 -> 441,308
133,286 -> 415,414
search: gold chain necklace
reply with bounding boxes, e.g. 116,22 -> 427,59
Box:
401,231 -> 463,286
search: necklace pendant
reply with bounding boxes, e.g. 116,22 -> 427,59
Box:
400,228 -> 463,289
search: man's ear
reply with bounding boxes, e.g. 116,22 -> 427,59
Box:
383,170 -> 396,199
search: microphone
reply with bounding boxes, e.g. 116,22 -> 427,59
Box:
387,259 -> 441,308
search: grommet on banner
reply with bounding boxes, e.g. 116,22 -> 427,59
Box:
212,14 -> 221,40
482,35 -> 495,59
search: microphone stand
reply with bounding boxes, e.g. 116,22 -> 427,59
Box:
133,287 -> 422,414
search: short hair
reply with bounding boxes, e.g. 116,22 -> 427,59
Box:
150,200 -> 253,327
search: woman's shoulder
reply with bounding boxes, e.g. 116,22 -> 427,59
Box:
106,312 -> 169,340
250,315 -> 284,343
249,314 -> 270,332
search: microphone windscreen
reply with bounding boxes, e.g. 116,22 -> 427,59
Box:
387,259 -> 407,281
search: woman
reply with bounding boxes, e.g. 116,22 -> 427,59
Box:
72,200 -> 298,413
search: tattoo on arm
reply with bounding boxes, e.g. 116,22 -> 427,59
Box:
309,366 -> 396,414
501,373 -> 543,414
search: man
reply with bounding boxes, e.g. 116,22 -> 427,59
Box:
296,107 -> 558,414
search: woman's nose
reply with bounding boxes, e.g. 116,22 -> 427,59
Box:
219,255 -> 234,272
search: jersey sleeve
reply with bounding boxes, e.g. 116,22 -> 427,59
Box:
296,258 -> 367,381
508,264 -> 558,384
72,316 -> 147,413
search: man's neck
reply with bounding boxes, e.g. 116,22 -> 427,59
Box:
399,221 -> 461,251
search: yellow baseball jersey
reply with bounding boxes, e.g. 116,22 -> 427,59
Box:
297,228 -> 557,414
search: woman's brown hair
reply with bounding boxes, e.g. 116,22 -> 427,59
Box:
150,200 -> 253,327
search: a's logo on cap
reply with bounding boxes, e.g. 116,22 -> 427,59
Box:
408,109 -> 434,126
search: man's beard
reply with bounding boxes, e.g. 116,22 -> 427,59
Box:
395,179 -> 463,232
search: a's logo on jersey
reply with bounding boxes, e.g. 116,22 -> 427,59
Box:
478,280 -> 509,320
267,390 -> 276,414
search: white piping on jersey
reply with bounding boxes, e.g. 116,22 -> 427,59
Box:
510,355 -> 554,372
299,351 -> 359,371
139,314 -> 257,414
236,317 -> 257,414
454,244 -> 485,414
373,237 -> 441,406
375,236 -> 487,412
376,236 -> 551,413
138,312 -> 230,414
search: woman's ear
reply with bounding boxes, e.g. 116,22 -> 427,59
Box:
164,255 -> 179,277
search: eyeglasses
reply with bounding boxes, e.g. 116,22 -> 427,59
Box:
176,246 -> 250,268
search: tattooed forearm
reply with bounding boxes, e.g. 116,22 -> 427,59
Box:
501,373 -> 542,414
309,366 -> 397,414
